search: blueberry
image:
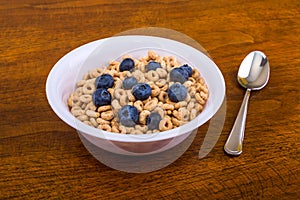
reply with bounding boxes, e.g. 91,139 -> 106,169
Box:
169,67 -> 189,83
95,74 -> 114,89
146,61 -> 161,72
118,105 -> 139,127
180,64 -> 193,77
92,88 -> 111,107
132,83 -> 152,100
123,76 -> 138,90
119,58 -> 135,72
146,112 -> 162,130
168,83 -> 187,102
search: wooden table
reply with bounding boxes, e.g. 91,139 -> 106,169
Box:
1,0 -> 299,199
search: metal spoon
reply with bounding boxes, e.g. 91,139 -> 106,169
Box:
224,51 -> 270,156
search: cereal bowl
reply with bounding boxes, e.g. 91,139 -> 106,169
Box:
46,35 -> 225,156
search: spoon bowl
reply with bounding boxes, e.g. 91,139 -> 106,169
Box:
224,51 -> 270,156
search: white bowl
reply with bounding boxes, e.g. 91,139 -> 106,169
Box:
46,35 -> 225,156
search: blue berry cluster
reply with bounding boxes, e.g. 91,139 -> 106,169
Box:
169,64 -> 192,83
167,64 -> 192,102
92,74 -> 114,107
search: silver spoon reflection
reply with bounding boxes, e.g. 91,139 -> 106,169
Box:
224,51 -> 270,156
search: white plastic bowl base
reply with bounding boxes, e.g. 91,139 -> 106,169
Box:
46,35 -> 225,156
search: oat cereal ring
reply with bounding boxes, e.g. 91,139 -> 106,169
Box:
171,117 -> 185,127
200,84 -> 209,94
86,110 -> 100,118
190,109 -> 198,120
185,93 -> 191,102
183,80 -> 194,88
155,79 -> 167,87
111,126 -> 120,133
132,129 -> 143,134
156,68 -> 168,78
149,83 -> 160,97
173,108 -> 190,121
194,103 -> 203,112
160,84 -> 169,92
132,70 -> 145,82
174,101 -> 188,109
192,68 -> 200,79
188,77 -> 197,84
114,88 -> 127,99
67,94 -> 73,107
158,91 -> 168,102
119,71 -> 132,79
162,103 -> 175,111
134,100 -> 144,112
77,115 -> 89,121
195,83 -> 203,92
98,124 -> 112,132
146,130 -> 154,134
84,121 -> 92,126
111,118 -> 118,126
83,82 -> 95,95
144,98 -> 158,111
139,110 -> 151,124
89,118 -> 98,127
108,61 -> 120,71
135,125 -> 148,133
97,105 -> 112,113
79,94 -> 92,104
195,93 -> 206,105
107,69 -> 118,77
136,61 -> 146,72
187,101 -> 195,111
84,102 -> 96,111
71,106 -> 85,117
200,91 -> 209,100
83,73 -> 90,80
68,94 -> 80,107
113,78 -> 123,89
96,117 -> 110,125
119,95 -> 128,106
74,87 -> 83,96
89,68 -> 102,78
142,97 -> 152,104
178,108 -> 190,121
145,70 -> 160,82
198,77 -> 205,85
125,127 -> 135,134
165,98 -> 176,106
126,90 -> 136,102
159,117 -> 173,131
76,80 -> 86,87
101,110 -> 114,121
188,87 -> 197,97
148,50 -> 158,60
118,125 -> 127,134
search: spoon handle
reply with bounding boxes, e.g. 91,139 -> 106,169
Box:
224,88 -> 251,156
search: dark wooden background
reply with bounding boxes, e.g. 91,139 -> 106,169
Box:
1,0 -> 299,199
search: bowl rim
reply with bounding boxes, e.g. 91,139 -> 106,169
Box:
46,35 -> 226,142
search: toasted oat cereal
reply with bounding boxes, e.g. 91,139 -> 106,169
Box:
67,51 -> 209,134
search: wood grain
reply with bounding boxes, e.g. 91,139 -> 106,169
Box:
1,0 -> 299,199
